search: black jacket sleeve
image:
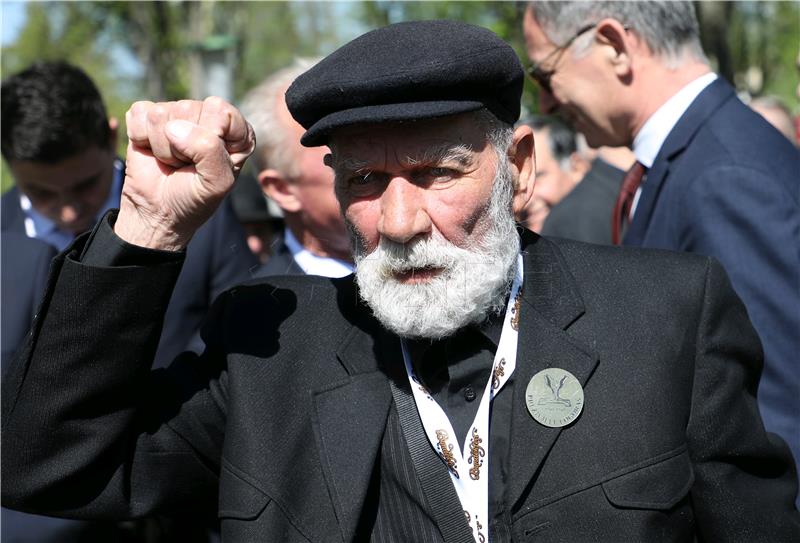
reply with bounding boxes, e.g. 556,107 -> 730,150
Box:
2,212 -> 227,519
688,258 -> 799,538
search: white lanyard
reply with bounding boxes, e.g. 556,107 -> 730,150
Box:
400,254 -> 524,543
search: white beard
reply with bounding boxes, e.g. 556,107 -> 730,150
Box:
351,159 -> 520,339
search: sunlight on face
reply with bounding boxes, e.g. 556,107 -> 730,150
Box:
328,115 -> 520,338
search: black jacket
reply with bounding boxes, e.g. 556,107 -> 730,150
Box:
1,185 -> 258,367
2,222 -> 798,541
541,158 -> 624,245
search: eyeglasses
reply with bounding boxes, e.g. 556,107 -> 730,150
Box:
526,24 -> 597,94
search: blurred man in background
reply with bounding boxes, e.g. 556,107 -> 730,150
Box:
517,116 -> 636,244
1,61 -> 258,369
524,1 -> 800,496
516,115 -> 590,232
239,59 -> 353,278
540,143 -> 634,245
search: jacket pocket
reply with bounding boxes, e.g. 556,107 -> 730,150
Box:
601,448 -> 694,510
218,460 -> 272,520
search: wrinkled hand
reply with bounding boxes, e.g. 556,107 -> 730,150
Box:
116,97 -> 255,251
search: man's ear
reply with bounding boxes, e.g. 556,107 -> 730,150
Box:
258,169 -> 302,213
595,18 -> 633,78
509,124 -> 535,216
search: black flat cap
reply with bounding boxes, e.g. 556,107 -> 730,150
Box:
286,20 -> 524,147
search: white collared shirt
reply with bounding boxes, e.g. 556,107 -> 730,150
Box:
21,158 -> 124,251
630,72 -> 717,215
283,228 -> 354,278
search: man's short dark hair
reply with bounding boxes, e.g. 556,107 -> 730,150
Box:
1,61 -> 111,164
518,115 -> 577,165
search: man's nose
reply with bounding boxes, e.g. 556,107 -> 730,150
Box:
377,177 -> 432,244
539,89 -> 559,114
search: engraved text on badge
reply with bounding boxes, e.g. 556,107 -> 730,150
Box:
525,368 -> 584,427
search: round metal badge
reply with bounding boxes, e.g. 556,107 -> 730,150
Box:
525,368 -> 584,428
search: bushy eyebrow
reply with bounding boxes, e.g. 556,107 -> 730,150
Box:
406,142 -> 475,167
330,156 -> 371,187
333,156 -> 371,173
332,142 -> 475,174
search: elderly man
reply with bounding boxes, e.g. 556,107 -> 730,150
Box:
524,1 -> 800,487
2,20 -> 798,543
239,59 -> 353,277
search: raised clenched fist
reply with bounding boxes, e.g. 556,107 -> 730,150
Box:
116,97 -> 255,251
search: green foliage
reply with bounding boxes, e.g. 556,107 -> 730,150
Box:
230,1 -> 342,100
758,1 -> 799,105
700,1 -> 799,110
1,160 -> 13,193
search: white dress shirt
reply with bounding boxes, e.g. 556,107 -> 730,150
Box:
284,228 -> 354,278
630,72 -> 717,216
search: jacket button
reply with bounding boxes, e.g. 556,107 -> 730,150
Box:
464,386 -> 477,402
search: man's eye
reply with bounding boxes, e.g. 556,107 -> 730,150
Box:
429,167 -> 454,178
343,172 -> 388,196
417,167 -> 458,185
349,174 -> 373,185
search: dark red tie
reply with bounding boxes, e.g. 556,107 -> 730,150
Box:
611,161 -> 647,245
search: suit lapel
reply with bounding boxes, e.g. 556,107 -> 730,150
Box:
312,311 -> 396,542
624,159 -> 670,246
624,78 -> 736,246
507,234 -> 599,510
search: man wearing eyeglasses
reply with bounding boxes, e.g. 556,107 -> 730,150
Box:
524,2 -> 800,504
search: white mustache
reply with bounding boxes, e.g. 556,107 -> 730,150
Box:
362,235 -> 473,278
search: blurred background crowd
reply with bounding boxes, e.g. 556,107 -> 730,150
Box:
2,1 -> 798,196
0,1 -> 798,542
1,1 -> 798,263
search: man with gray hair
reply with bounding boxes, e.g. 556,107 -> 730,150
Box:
239,59 -> 352,277
525,1 -> 800,493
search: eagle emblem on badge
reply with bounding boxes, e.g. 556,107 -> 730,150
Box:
539,374 -> 572,407
525,368 -> 585,428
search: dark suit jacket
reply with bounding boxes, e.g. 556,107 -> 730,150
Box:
3,223 -> 798,542
1,233 -> 54,371
541,158 -> 624,245
0,235 -> 96,543
624,78 -> 800,473
256,233 -> 303,277
1,184 -> 258,368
